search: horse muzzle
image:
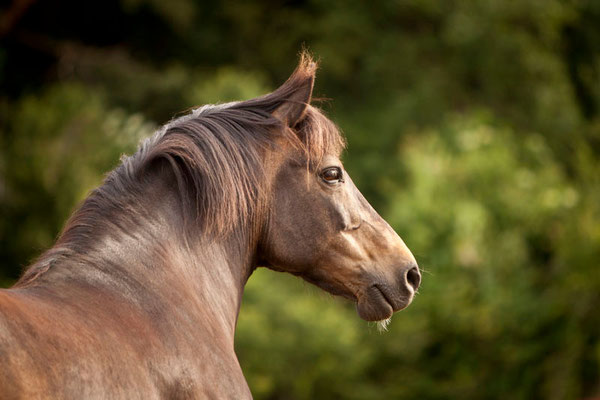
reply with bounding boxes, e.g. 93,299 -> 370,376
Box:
356,262 -> 421,322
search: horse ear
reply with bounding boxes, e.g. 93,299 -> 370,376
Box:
272,53 -> 317,127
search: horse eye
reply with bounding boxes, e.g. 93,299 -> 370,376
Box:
320,167 -> 343,184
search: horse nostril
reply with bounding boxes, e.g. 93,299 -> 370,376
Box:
406,266 -> 421,291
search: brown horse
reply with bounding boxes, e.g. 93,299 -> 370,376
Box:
0,53 -> 420,399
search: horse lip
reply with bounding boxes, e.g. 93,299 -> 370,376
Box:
374,284 -> 411,312
373,284 -> 394,309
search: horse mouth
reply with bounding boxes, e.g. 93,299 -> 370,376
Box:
300,272 -> 414,322
356,284 -> 413,322
375,284 -> 395,308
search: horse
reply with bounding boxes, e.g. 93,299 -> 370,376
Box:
0,52 -> 420,399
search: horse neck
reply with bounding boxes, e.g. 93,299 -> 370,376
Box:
20,167 -> 257,342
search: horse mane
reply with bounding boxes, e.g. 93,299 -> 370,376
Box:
17,53 -> 346,286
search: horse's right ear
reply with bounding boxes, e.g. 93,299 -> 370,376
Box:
271,53 -> 317,128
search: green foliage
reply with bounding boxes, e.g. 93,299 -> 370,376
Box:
1,0 -> 599,398
237,270 -> 375,400
382,114 -> 599,399
0,84 -> 154,279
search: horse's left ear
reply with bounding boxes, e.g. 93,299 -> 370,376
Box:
272,53 -> 317,127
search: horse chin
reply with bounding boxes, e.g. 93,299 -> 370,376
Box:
356,285 -> 413,322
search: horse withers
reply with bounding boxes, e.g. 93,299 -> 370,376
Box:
0,52 -> 420,399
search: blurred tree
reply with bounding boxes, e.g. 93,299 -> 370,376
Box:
0,83 -> 153,282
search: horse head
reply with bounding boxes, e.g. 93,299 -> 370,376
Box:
258,54 -> 421,324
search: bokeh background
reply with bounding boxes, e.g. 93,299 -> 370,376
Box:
1,1 -> 599,398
